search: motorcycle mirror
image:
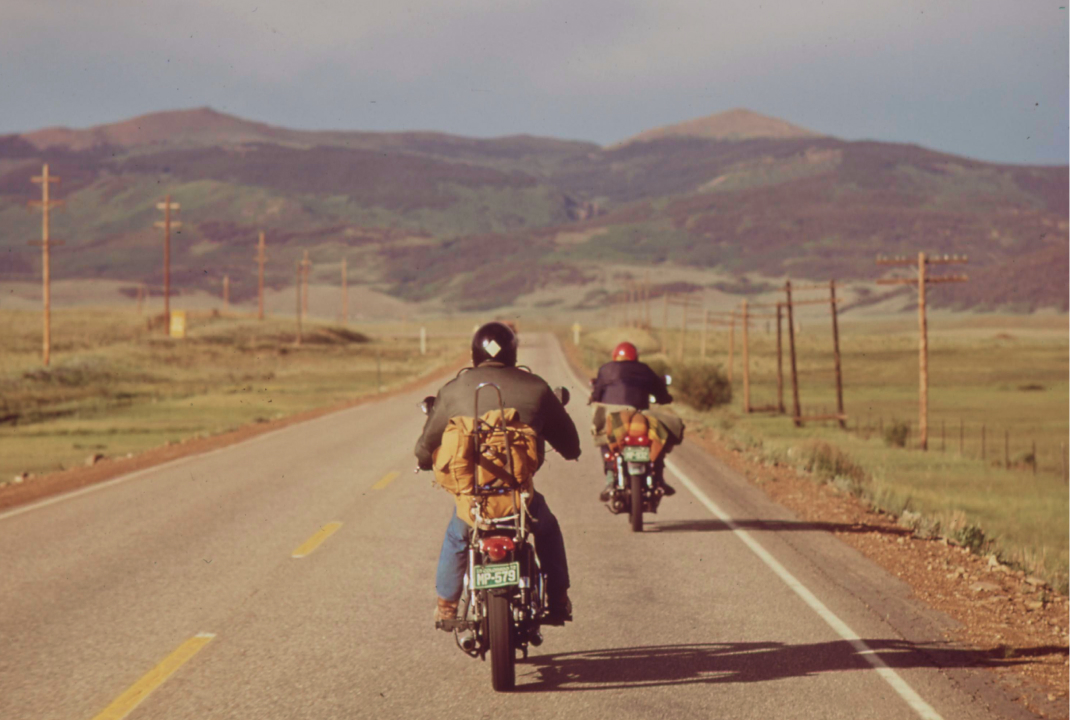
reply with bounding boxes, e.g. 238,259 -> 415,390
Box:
418,396 -> 436,415
554,387 -> 570,407
664,374 -> 672,387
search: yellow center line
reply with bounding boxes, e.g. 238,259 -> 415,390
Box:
291,521 -> 343,558
372,471 -> 400,490
92,633 -> 214,720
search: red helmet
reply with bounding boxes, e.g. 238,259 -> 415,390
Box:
613,342 -> 638,362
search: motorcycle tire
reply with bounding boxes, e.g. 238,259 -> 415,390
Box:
630,472 -> 643,533
488,592 -> 515,691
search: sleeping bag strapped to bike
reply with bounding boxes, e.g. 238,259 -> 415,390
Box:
432,408 -> 543,527
604,408 -> 669,460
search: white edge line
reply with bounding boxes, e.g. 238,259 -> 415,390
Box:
0,383 -> 429,522
666,458 -> 944,720
555,335 -> 942,720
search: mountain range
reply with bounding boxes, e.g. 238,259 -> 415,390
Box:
1,107 -> 1066,313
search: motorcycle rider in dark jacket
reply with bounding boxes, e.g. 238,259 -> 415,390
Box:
415,322 -> 581,625
590,341 -> 677,499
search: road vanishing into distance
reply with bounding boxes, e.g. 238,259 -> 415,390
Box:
0,334 -> 1033,719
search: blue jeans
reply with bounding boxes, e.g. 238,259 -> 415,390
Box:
435,491 -> 570,602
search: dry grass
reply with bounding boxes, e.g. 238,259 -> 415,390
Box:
0,308 -> 466,481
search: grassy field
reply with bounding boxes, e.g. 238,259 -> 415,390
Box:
0,308 -> 466,482
565,312 -> 1069,591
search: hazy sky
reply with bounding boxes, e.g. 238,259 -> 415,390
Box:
2,0 -> 1067,164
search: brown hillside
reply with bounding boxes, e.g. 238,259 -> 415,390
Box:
22,107 -> 295,151
616,108 -> 821,146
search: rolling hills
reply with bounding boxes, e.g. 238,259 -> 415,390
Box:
1,107 -> 1065,313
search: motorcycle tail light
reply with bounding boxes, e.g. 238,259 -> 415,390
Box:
480,536 -> 515,562
622,434 -> 652,447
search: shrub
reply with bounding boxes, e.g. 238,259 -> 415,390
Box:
797,440 -> 866,483
673,363 -> 732,411
883,419 -> 909,448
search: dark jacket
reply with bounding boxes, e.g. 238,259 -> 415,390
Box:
415,361 -> 581,469
590,360 -> 672,410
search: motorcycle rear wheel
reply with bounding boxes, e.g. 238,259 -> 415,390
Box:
629,472 -> 643,532
488,592 -> 515,691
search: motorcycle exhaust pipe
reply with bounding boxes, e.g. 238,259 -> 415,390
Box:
528,629 -> 543,647
459,631 -> 477,652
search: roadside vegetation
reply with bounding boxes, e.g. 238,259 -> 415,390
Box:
563,314 -> 1069,592
0,308 -> 466,482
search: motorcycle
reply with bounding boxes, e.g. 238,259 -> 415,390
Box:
594,375 -> 672,533
418,382 -> 570,692
602,416 -> 661,532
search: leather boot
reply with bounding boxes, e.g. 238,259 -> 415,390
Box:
544,590 -> 572,625
434,597 -> 459,624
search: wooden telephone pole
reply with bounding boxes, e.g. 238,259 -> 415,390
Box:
27,164 -> 64,366
155,196 -> 181,333
341,257 -> 349,324
741,299 -> 750,411
877,253 -> 969,450
295,262 -> 303,346
300,250 -> 312,321
256,231 -> 266,320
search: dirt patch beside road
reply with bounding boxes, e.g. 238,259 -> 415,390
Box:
0,354 -> 467,514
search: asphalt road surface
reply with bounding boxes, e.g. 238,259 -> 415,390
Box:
0,334 -> 1031,719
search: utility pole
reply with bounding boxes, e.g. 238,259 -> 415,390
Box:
300,250 -> 312,321
728,317 -> 735,383
295,262 -> 303,346
700,307 -> 709,361
644,271 -> 651,328
661,293 -> 670,354
742,300 -> 750,412
256,231 -> 266,321
341,257 -> 349,324
776,303 -> 785,414
155,195 -> 181,333
830,280 -> 845,429
877,253 -> 968,450
785,281 -> 801,426
27,164 -> 64,366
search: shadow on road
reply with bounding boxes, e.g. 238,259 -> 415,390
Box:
516,640 -> 1068,692
648,518 -> 911,536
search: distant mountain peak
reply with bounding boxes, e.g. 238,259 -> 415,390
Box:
21,107 -> 286,151
615,108 -> 822,147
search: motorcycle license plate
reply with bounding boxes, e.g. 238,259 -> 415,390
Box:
621,445 -> 651,462
473,562 -> 520,590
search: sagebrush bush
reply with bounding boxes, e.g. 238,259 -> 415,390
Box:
883,419 -> 909,448
672,362 -> 732,411
797,440 -> 866,483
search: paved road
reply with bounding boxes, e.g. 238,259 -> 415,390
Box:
0,334 -> 1030,719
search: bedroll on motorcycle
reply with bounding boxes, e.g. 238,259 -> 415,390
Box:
604,409 -> 669,459
432,408 -> 543,527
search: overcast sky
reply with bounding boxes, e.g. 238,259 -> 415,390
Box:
2,0 -> 1066,164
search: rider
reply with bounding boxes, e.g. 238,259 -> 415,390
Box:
589,341 -> 678,500
415,322 -> 581,626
